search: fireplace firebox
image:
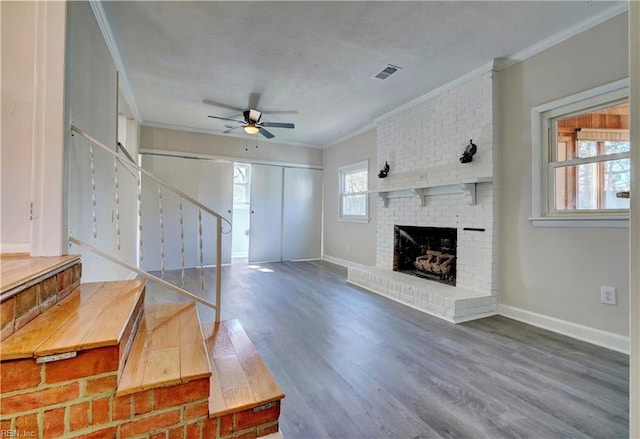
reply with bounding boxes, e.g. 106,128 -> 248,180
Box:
393,225 -> 457,286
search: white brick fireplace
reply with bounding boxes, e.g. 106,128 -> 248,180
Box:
348,67 -> 499,323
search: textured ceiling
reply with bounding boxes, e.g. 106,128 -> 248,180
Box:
103,1 -> 623,148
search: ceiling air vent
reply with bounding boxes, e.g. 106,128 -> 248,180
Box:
373,64 -> 402,80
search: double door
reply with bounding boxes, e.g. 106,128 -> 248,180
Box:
249,165 -> 322,263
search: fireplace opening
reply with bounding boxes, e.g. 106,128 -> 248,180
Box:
393,225 -> 457,286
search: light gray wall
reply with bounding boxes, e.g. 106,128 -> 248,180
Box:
500,13 -> 629,336
140,126 -> 323,168
66,1 -> 134,281
322,129 -> 377,266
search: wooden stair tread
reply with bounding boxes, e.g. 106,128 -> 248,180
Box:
1,254 -> 80,294
202,319 -> 285,416
116,302 -> 211,396
0,280 -> 145,361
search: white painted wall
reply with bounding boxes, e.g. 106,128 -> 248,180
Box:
66,1 -> 134,281
628,2 -> 640,434
1,1 -> 36,252
322,129 -> 377,266
499,13 -> 629,336
140,126 -> 323,168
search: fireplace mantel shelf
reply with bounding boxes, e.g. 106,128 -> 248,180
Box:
371,177 -> 492,207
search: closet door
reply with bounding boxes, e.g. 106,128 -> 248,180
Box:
282,168 -> 322,260
140,155 -> 233,271
248,165 -> 283,263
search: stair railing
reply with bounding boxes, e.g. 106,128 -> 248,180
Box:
69,125 -> 230,322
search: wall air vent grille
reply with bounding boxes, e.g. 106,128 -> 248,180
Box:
373,64 -> 402,80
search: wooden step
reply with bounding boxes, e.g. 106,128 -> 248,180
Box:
202,319 -> 285,416
116,302 -> 212,396
0,254 -> 80,295
1,280 -> 145,362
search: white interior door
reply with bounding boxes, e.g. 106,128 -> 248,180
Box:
249,165 -> 283,263
140,155 -> 233,271
282,167 -> 322,260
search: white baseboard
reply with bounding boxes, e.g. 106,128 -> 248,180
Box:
498,304 -> 629,354
0,242 -> 30,254
322,254 -> 367,269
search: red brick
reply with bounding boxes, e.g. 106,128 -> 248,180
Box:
202,418 -> 216,438
43,407 -> 65,438
72,426 -> 117,439
46,347 -> 119,383
219,414 -> 234,436
169,426 -> 185,439
113,394 -> 132,420
14,307 -> 40,331
258,421 -> 279,437
92,397 -> 111,425
150,433 -> 167,439
119,410 -> 181,438
154,378 -> 209,410
1,382 -> 79,414
1,324 -> 15,341
235,429 -> 258,439
133,389 -> 153,415
70,401 -> 90,431
1,297 -> 16,329
235,401 -> 280,432
85,374 -> 117,395
185,422 -> 201,439
0,358 -> 42,393
184,401 -> 208,420
15,413 -> 39,436
0,419 -> 11,431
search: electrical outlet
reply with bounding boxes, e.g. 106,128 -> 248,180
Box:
600,286 -> 617,305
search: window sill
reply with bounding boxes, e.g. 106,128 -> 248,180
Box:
339,217 -> 371,224
529,215 -> 629,228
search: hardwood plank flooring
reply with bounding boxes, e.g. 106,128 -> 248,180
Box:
145,260 -> 629,439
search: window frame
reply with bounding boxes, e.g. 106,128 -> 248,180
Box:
531,79 -> 629,228
338,160 -> 370,223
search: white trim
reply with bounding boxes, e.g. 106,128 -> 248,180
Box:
495,2 -> 629,71
374,61 -> 496,124
322,254 -> 367,269
322,123 -> 376,149
139,148 -> 323,170
143,121 -> 321,149
89,1 -> 142,123
531,78 -> 630,221
0,243 -> 31,254
530,216 -> 628,228
498,304 -> 629,354
337,217 -> 370,224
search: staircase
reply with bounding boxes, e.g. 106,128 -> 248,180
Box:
0,255 -> 284,438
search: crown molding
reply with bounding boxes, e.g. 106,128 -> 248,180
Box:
89,1 -> 142,123
142,121 -> 321,149
495,1 -> 629,71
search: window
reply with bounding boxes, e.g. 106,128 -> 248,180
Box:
233,163 -> 250,204
531,79 -> 630,227
339,160 -> 369,221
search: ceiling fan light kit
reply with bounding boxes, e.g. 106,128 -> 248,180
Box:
205,96 -> 296,140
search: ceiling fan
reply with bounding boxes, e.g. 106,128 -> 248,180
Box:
204,93 -> 296,139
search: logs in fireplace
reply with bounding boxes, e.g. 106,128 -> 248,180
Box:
393,225 -> 457,286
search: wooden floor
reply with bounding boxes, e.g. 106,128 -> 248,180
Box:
146,260 -> 629,439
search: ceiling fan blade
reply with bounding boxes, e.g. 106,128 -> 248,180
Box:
223,126 -> 241,134
260,110 -> 299,115
208,115 -> 245,123
248,92 -> 261,110
259,127 -> 275,139
202,99 -> 244,112
261,122 -> 295,129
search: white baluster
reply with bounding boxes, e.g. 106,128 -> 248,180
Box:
137,171 -> 143,268
198,208 -> 204,291
90,142 -> 97,243
114,157 -> 121,257
159,187 -> 165,278
180,198 -> 185,288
